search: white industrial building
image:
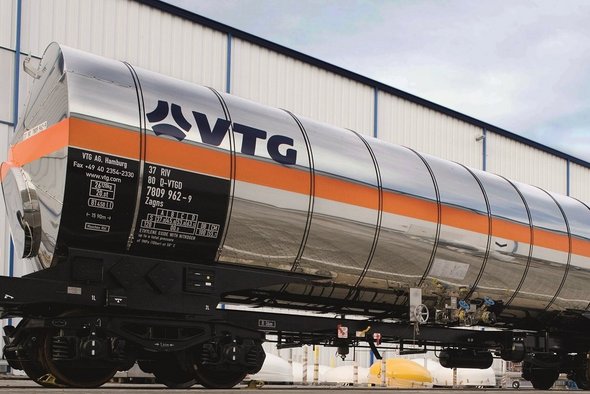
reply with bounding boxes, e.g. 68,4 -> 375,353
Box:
1,0 -> 589,378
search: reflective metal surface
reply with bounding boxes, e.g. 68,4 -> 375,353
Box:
548,193 -> 590,311
0,165 -> 41,260
297,116 -> 379,285
420,154 -> 489,297
511,182 -> 568,311
21,43 -> 68,134
470,170 -> 530,308
16,43 -> 68,270
131,65 -> 231,262
360,142 -> 438,304
4,43 -> 590,320
217,93 -> 311,270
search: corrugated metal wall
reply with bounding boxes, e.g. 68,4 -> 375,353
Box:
570,163 -> 590,203
20,0 -> 227,91
0,124 -> 10,277
0,122 -> 10,357
486,132 -> 568,194
0,0 -> 16,358
0,48 -> 14,122
231,38 -> 375,134
0,1 -> 16,49
377,92 -> 483,168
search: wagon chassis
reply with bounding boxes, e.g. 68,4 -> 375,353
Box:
2,248 -> 589,389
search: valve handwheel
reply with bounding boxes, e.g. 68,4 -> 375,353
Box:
414,304 -> 429,324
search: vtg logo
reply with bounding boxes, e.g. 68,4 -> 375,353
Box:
146,100 -> 297,165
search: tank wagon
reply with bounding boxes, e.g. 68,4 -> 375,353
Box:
2,43 -> 590,389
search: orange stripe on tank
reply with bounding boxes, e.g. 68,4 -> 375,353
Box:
441,205 -> 489,234
10,118 -> 69,166
491,217 -> 531,244
146,134 -> 231,179
573,237 -> 590,257
6,118 -> 590,258
235,155 -> 309,194
69,118 -> 139,159
382,192 -> 438,223
533,227 -> 569,253
315,175 -> 379,209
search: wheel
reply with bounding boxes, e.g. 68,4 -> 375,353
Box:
40,331 -> 117,388
154,367 -> 197,388
530,368 -> 559,390
512,380 -> 520,389
14,331 -> 62,388
21,353 -> 60,388
152,353 -> 198,389
194,365 -> 246,389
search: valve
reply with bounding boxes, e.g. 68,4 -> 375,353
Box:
413,304 -> 429,324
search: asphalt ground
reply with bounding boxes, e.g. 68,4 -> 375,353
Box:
0,377 -> 556,393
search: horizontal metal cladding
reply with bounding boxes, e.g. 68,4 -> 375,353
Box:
0,0 -> 16,49
20,0 -> 227,90
486,131 -> 568,194
231,38 -> 374,136
376,91 -> 483,168
0,48 -> 14,123
570,163 -> 590,203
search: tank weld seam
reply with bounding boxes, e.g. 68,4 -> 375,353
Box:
122,61 -> 146,251
412,148 -> 442,290
279,109 -> 315,294
569,197 -> 590,311
461,164 -> 493,300
207,87 -> 235,262
503,176 -> 534,307
347,129 -> 383,300
543,189 -> 572,311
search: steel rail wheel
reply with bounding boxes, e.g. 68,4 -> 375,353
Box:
194,364 -> 246,389
40,330 -> 117,388
152,353 -> 198,389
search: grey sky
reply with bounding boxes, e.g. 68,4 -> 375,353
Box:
166,0 -> 590,161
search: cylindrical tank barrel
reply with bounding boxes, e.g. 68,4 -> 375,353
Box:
3,43 -> 590,320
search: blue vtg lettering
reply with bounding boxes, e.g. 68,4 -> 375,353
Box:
147,100 -> 297,165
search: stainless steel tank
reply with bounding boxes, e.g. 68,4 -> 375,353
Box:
3,43 -> 590,319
